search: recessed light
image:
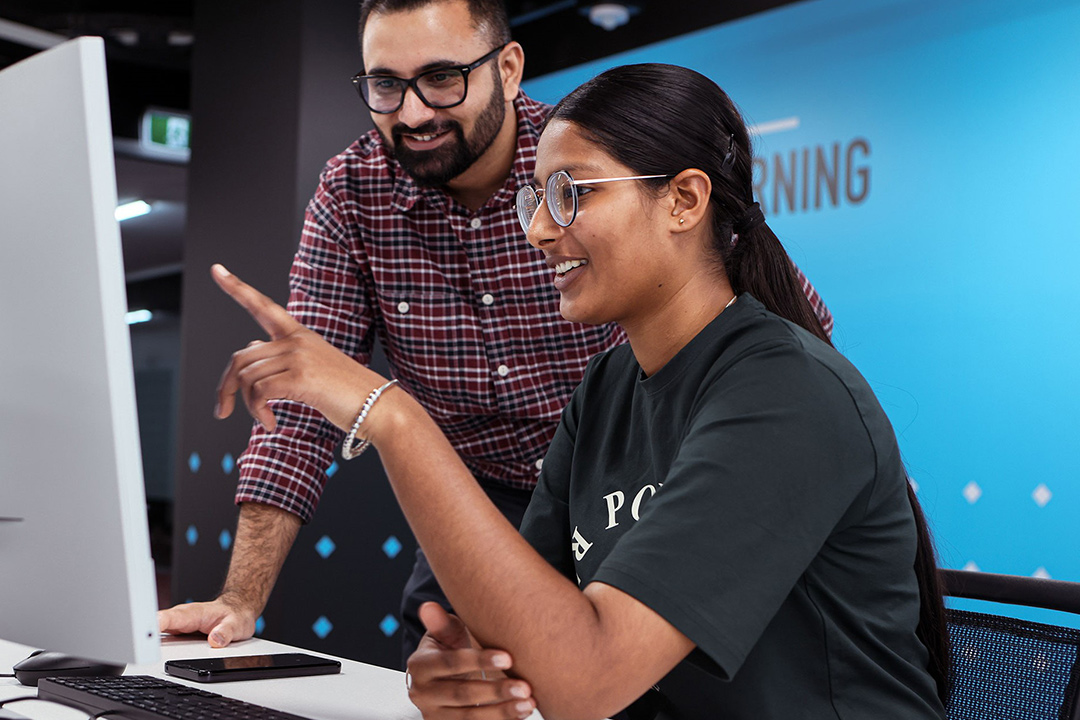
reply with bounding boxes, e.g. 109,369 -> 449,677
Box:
125,309 -> 153,325
585,4 -> 637,31
115,200 -> 152,222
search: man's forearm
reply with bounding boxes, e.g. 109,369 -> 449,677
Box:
219,502 -> 302,615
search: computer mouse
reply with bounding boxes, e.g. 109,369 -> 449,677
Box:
12,650 -> 125,687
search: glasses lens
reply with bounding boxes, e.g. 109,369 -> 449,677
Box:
547,171 -> 576,227
516,186 -> 539,234
359,77 -> 406,113
416,68 -> 467,108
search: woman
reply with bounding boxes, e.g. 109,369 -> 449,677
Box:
212,64 -> 948,719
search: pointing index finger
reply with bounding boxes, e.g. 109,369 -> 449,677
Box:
211,264 -> 300,340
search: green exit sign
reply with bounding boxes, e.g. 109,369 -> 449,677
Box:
139,108 -> 191,159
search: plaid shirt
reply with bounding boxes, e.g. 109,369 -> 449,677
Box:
237,92 -> 833,523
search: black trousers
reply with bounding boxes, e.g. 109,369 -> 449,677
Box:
399,479 -> 534,668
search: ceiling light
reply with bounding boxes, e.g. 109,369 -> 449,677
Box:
167,31 -> 194,47
125,309 -> 153,325
585,3 -> 636,31
110,28 -> 139,47
115,200 -> 152,222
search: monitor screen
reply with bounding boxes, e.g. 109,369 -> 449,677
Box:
0,37 -> 160,666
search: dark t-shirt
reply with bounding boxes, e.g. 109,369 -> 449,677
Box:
519,294 -> 945,719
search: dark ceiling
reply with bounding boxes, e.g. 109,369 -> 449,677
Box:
0,0 -> 800,307
1,0 -> 801,137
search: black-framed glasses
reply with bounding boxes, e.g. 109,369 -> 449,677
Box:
516,170 -> 674,233
351,45 -> 506,114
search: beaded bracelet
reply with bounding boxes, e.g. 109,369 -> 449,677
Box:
341,378 -> 399,460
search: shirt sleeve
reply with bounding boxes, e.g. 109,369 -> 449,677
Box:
518,384 -> 581,581
590,338 -> 879,680
791,262 -> 834,338
235,167 -> 378,523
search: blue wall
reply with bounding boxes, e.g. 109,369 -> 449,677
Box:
525,0 -> 1080,617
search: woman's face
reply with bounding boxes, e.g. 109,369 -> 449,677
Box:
527,120 -> 682,328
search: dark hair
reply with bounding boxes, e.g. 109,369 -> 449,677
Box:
549,63 -> 950,705
548,63 -> 829,345
358,0 -> 512,52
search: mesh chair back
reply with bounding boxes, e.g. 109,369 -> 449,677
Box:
947,606 -> 1080,720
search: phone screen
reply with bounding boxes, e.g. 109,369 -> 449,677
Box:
164,653 -> 341,682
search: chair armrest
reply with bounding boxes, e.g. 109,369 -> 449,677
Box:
940,569 -> 1080,615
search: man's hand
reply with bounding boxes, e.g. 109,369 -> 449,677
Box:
159,504 -> 300,649
405,603 -> 535,720
158,597 -> 257,648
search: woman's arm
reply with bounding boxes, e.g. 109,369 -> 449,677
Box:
372,393 -> 694,719
210,265 -> 693,720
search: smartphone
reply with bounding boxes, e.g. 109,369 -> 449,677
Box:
164,653 -> 341,683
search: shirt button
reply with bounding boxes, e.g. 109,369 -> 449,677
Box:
469,217 -> 482,229
496,364 -> 510,377
481,293 -> 494,305
397,301 -> 410,314
535,459 -> 544,471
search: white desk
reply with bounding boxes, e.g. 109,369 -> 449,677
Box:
0,636 -> 420,720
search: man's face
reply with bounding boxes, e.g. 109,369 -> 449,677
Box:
362,1 -> 508,187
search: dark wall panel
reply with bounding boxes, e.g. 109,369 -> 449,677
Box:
172,0 -> 416,670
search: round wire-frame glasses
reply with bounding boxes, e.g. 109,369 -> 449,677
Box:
516,170 -> 673,234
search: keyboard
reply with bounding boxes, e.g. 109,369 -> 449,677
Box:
37,675 -> 315,720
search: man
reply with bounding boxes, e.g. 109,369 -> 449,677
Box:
158,0 -> 833,663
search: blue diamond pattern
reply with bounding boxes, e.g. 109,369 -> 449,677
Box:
221,453 -> 235,474
255,616 -> 266,635
312,616 -> 333,639
188,452 -> 201,473
219,529 -> 232,551
326,461 -> 339,478
185,525 -> 198,546
315,535 -> 336,559
382,535 -> 403,559
379,615 -> 400,637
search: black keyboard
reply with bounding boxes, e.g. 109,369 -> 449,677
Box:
38,675 -> 315,720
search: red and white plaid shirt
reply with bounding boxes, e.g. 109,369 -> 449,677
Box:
236,93 -> 833,523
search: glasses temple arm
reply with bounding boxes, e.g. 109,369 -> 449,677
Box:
568,174 -> 673,186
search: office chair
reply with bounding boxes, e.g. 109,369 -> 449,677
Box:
940,569 -> 1080,720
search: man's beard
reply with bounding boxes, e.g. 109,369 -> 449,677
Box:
382,76 -> 506,188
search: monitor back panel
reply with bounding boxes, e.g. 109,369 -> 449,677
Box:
0,37 -> 159,665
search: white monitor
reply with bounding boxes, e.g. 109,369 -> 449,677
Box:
0,37 -> 160,666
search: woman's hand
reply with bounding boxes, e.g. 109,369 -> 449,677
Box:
406,603 -> 536,720
210,264 -> 385,431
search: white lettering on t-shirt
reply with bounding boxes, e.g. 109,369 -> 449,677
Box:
571,526 -> 593,561
631,484 -> 657,520
597,482 -> 664,533
603,491 -> 625,529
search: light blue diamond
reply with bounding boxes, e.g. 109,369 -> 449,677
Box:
382,535 -> 403,559
379,615 -> 399,637
255,616 -> 266,635
315,535 -> 336,559
185,525 -> 198,546
312,616 -> 333,639
326,461 -> 339,478
219,529 -> 232,551
221,453 -> 235,474
188,452 -> 201,473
